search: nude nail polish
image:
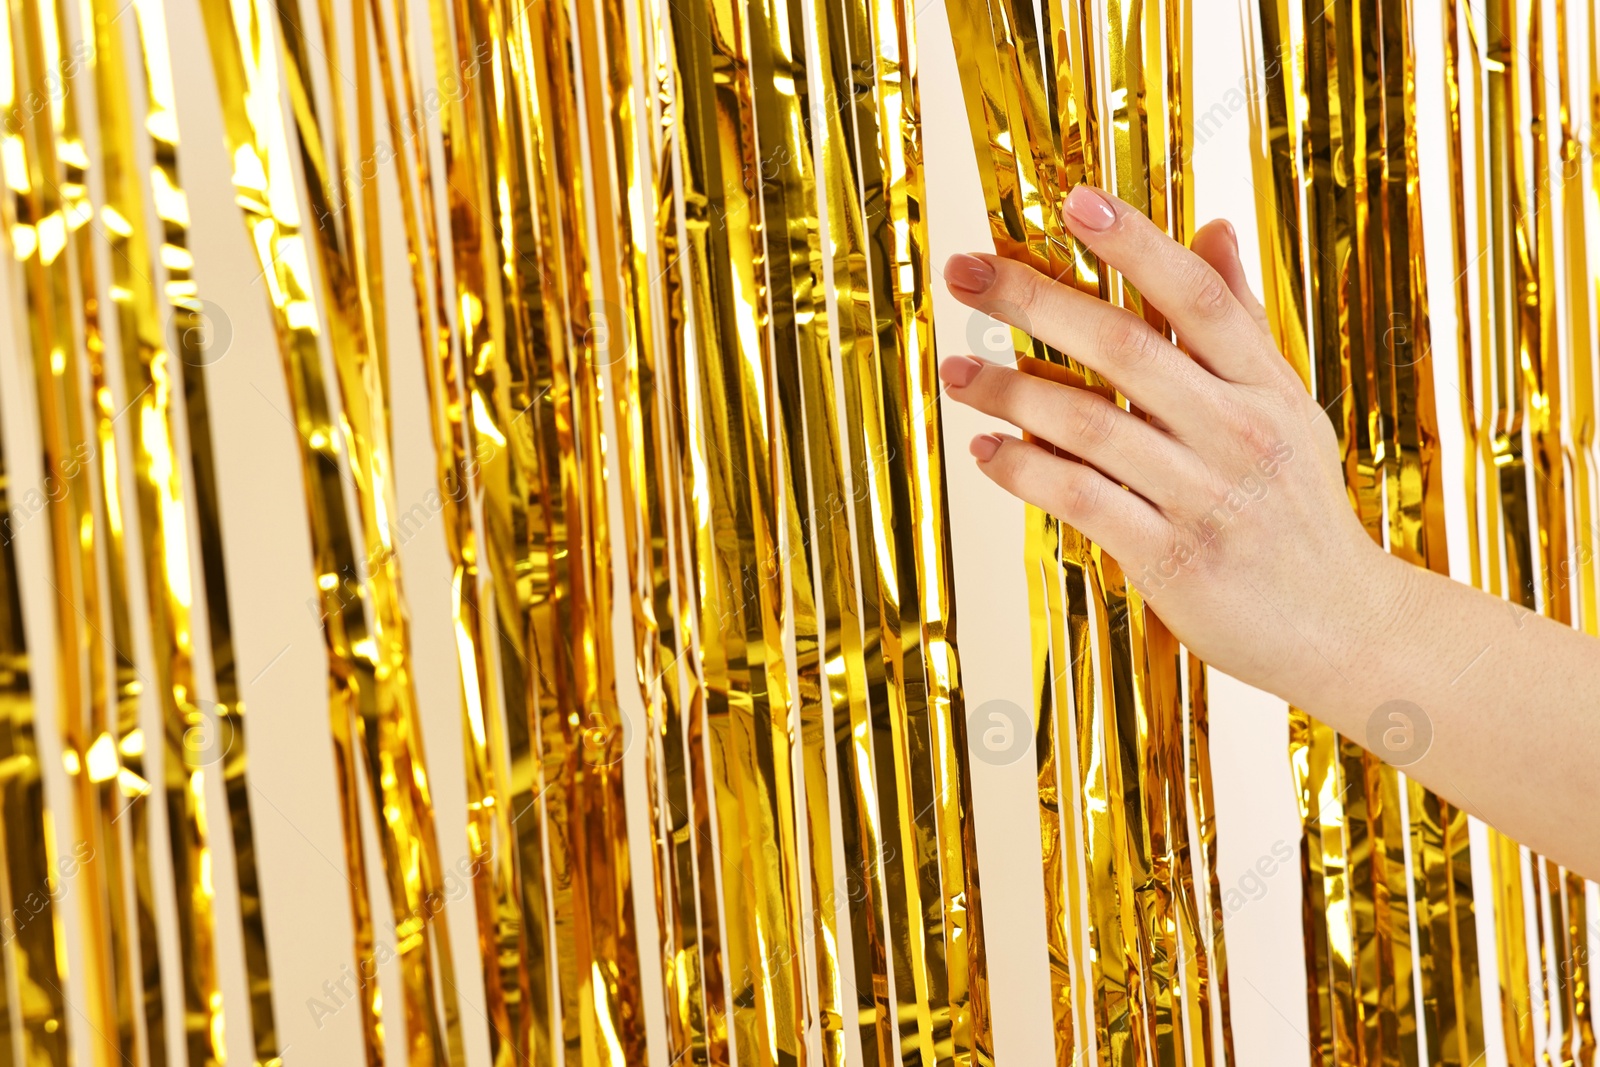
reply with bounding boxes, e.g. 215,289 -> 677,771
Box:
940,355 -> 984,388
1064,185 -> 1118,232
945,253 -> 996,294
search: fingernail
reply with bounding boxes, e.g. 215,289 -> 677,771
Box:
945,253 -> 996,294
940,355 -> 984,388
970,433 -> 1004,462
1221,219 -> 1239,254
1064,185 -> 1118,232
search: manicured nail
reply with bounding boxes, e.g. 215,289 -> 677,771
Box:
945,253 -> 996,294
970,433 -> 1004,462
1064,185 -> 1118,232
940,355 -> 984,388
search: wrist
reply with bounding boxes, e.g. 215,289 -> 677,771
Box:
1280,534 -> 1427,726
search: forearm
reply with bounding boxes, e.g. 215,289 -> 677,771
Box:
1287,544 -> 1600,880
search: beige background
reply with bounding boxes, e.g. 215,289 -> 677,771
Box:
3,0 -> 1594,1062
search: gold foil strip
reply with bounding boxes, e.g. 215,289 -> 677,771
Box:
85,0 -> 238,1058
1243,0 -> 1483,1062
640,0 -> 738,1054
515,0 -> 647,1057
840,0 -> 993,1059
134,0 -> 286,1045
1440,0 -> 1600,1062
624,0 -> 734,1060
272,0 -> 476,1047
823,0 -> 995,1059
864,0 -> 985,1049
813,0 -> 906,1056
0,47 -> 72,1056
739,4 -> 852,1062
546,0 -> 998,1064
947,1 -> 1230,1064
663,2 -> 817,1061
1575,0 -> 1600,640
11,0 -> 320,1060
588,0 -> 719,1054
1,0 -> 144,1057
0,0 -> 1242,1061
415,0 -> 552,1057
194,0 -> 469,1057
1550,4 -> 1598,1054
99,0 -> 288,1058
418,7 -> 529,1062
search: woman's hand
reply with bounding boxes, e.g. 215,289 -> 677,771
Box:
940,184 -> 1600,880
939,184 -> 1406,704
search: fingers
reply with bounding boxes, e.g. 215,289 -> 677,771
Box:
969,432 -> 1166,564
1059,186 -> 1280,385
942,252 -> 1222,436
939,354 -> 1202,512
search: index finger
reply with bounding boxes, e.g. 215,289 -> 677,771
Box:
1060,185 -> 1280,385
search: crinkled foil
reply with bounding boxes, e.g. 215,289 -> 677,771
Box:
1245,0 -> 1599,1063
1453,1 -> 1597,1062
944,2 -> 1234,1064
1,0 -> 278,1058
2,0 -> 990,1061
13,0 -> 1595,1060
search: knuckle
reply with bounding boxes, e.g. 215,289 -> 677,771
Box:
1185,263 -> 1234,322
988,438 -> 1029,489
1190,472 -> 1237,525
1067,393 -> 1116,446
1167,523 -> 1207,569
1004,269 -> 1051,331
1226,401 -> 1279,461
1062,471 -> 1103,519
1217,394 -> 1255,434
1099,312 -> 1159,371
987,365 -> 1025,409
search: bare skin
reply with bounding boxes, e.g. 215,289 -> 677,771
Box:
939,184 -> 1600,881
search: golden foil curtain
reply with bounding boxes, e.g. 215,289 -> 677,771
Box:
1442,1 -> 1598,1062
7,0 -> 1596,1059
1,0 -> 276,1059
944,3 -> 1235,1066
1244,0 -> 1599,1064
635,0 -> 993,1061
1,0 -> 992,1061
